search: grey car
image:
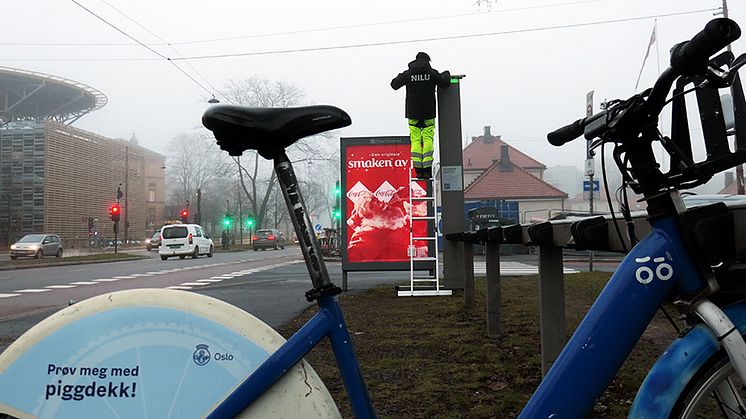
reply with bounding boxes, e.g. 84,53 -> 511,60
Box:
252,229 -> 286,251
10,234 -> 63,259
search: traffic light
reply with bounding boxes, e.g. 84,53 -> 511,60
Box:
223,213 -> 232,227
109,204 -> 121,222
180,209 -> 189,223
334,180 -> 341,197
246,217 -> 254,227
333,206 -> 341,219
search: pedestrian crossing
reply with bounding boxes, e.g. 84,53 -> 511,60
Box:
472,261 -> 578,276
0,259 -> 302,299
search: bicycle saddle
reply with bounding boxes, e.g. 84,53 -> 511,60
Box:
202,105 -> 351,158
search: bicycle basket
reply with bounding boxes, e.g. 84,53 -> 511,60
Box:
667,51 -> 746,187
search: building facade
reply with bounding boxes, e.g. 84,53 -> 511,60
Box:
0,121 -> 165,247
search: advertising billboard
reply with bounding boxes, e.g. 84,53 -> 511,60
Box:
341,136 -> 432,272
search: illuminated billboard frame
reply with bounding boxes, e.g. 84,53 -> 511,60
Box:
340,136 -> 434,276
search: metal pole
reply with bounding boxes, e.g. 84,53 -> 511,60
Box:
722,0 -> 745,194
438,75 -> 467,290
124,145 -> 129,245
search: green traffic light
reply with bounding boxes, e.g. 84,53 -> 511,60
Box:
333,209 -> 341,219
247,218 -> 254,226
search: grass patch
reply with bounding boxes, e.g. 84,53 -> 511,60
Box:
279,271 -> 678,418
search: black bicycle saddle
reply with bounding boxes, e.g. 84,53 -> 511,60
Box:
202,105 -> 351,158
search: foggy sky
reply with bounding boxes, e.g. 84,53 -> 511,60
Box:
3,0 -> 744,175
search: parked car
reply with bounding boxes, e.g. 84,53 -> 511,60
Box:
252,229 -> 286,251
682,193 -> 746,208
10,234 -> 63,259
146,230 -> 161,251
159,224 -> 214,260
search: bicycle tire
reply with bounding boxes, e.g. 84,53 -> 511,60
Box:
0,289 -> 341,418
671,347 -> 746,418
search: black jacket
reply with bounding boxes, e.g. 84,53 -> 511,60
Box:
391,58 -> 450,120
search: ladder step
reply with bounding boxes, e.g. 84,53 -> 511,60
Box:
412,216 -> 436,220
412,237 -> 437,240
412,257 -> 438,261
412,197 -> 435,200
412,278 -> 437,282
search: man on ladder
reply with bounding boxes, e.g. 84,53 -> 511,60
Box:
391,52 -> 451,179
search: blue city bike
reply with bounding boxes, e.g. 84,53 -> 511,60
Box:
521,17 -> 746,418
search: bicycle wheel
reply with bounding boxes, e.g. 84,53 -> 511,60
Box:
0,289 -> 341,419
672,349 -> 746,418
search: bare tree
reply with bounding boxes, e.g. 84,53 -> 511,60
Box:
219,76 -> 338,228
166,131 -> 233,217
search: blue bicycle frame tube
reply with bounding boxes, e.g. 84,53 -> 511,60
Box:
519,215 -> 708,418
207,295 -> 376,418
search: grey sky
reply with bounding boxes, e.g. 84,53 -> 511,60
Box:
3,0 -> 743,169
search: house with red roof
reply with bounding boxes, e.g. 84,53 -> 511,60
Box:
459,127 -> 568,223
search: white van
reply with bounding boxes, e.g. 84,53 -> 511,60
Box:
159,224 -> 214,260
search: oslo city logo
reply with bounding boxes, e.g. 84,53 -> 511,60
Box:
193,344 -> 211,366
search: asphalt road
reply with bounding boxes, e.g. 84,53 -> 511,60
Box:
0,247 -> 618,353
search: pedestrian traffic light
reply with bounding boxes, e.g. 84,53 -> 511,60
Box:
334,180 -> 341,197
109,204 -> 121,222
180,209 -> 189,223
333,206 -> 341,219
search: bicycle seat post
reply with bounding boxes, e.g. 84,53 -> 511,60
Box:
273,151 -> 336,297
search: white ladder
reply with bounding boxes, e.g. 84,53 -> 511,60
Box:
398,170 -> 452,297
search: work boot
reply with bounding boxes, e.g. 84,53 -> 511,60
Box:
414,168 -> 423,179
422,167 -> 432,179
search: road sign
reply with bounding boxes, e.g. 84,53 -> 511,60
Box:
315,224 -> 322,231
583,180 -> 600,192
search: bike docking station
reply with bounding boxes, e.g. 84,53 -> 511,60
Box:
340,75 -> 465,297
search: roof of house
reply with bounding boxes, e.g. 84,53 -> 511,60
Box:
463,134 -> 546,171
719,179 -> 739,194
464,161 -> 568,200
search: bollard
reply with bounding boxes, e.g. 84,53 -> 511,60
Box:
478,226 -> 503,338
529,221 -> 566,376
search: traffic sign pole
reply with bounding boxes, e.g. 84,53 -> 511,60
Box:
586,90 -> 595,272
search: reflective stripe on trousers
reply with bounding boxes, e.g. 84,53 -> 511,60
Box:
409,118 -> 435,169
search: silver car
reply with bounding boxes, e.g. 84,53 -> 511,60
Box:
10,234 -> 63,259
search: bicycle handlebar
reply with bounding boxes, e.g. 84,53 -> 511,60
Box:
548,18 -> 740,147
547,111 -> 606,146
670,18 -> 741,75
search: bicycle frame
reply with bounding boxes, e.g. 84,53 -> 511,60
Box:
519,210 -> 709,418
208,151 -> 376,419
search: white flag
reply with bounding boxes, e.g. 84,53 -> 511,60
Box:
635,21 -> 658,91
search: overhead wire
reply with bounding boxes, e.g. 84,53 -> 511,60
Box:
169,8 -> 719,61
9,6 -> 718,63
95,0 -> 221,98
69,0 -> 217,98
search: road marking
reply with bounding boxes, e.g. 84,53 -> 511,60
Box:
0,293 -> 20,298
113,276 -> 136,279
144,272 -> 160,275
45,285 -> 76,289
197,279 -> 223,283
166,286 -> 191,290
14,289 -> 51,293
69,281 -> 98,285
211,276 -> 233,279
130,273 -> 150,277
472,261 -> 579,276
93,278 -> 121,282
180,282 -> 209,286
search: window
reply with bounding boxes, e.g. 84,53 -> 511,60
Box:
148,183 -> 156,202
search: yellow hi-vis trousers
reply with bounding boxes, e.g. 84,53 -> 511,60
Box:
409,118 -> 435,169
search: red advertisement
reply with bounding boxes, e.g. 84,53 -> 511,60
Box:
344,142 -> 429,263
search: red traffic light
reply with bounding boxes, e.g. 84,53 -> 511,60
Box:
181,210 -> 188,217
109,204 -> 121,221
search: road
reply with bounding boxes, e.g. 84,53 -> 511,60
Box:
0,247 -> 618,353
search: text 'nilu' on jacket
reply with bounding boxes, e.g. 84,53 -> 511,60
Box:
391,56 -> 451,120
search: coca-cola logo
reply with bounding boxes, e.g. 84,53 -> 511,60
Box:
374,181 -> 396,203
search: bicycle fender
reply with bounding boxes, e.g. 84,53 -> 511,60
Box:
629,302 -> 746,418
